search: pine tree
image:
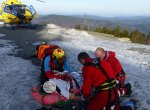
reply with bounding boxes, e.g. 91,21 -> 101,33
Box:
130,30 -> 146,44
83,25 -> 88,31
75,24 -> 81,30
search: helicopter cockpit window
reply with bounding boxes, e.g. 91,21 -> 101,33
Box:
4,5 -> 25,14
12,5 -> 25,14
4,5 -> 13,14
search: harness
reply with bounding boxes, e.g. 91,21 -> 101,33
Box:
95,80 -> 116,91
85,58 -> 119,109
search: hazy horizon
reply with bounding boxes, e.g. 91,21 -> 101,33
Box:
39,13 -> 150,18
0,0 -> 150,17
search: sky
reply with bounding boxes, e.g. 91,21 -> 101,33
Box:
0,0 -> 150,17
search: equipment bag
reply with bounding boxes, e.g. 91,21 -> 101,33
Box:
37,44 -> 59,60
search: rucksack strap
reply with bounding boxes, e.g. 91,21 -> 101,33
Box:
85,58 -> 111,80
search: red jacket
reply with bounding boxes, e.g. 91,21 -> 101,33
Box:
103,51 -> 123,76
81,58 -> 115,98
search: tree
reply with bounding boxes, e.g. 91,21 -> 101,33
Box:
112,25 -> 121,37
122,30 -> 129,38
83,25 -> 89,31
147,31 -> 150,38
74,24 -> 150,45
130,30 -> 146,44
75,24 -> 81,30
145,31 -> 150,44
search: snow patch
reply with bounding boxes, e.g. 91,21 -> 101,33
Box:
117,37 -> 131,43
0,36 -> 41,110
47,23 -> 62,29
0,22 -> 4,27
0,33 -> 5,38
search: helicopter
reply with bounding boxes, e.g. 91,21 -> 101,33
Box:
0,0 -> 37,30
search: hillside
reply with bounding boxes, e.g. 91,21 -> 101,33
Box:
33,14 -> 114,28
33,14 -> 150,33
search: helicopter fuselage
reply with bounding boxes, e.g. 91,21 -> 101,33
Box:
0,0 -> 36,26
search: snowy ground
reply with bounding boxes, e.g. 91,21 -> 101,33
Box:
45,24 -> 150,110
0,34 -> 41,110
0,23 -> 150,110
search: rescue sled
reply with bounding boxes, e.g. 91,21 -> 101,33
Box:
32,72 -> 82,106
32,87 -> 67,105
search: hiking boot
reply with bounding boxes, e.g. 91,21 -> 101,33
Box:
120,106 -> 133,110
124,83 -> 132,96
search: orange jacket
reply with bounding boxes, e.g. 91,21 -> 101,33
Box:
37,44 -> 59,60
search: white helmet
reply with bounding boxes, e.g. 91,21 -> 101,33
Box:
43,80 -> 56,93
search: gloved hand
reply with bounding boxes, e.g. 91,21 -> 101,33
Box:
61,73 -> 73,81
66,74 -> 73,80
52,70 -> 62,75
46,70 -> 62,79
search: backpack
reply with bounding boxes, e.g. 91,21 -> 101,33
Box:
37,44 -> 59,60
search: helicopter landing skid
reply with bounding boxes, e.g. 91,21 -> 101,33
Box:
1,22 -> 36,30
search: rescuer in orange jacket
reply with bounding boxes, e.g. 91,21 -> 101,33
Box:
78,52 -> 120,110
36,43 -> 73,93
95,47 -> 132,96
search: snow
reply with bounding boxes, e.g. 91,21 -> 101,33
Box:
0,33 -> 41,110
0,33 -> 5,38
117,38 -> 131,43
46,24 -> 150,110
0,22 -> 4,27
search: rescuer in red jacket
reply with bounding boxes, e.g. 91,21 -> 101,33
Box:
78,52 -> 120,110
95,47 -> 131,96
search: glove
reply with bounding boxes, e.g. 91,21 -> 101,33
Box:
66,74 -> 73,80
61,73 -> 73,80
52,70 -> 62,75
46,71 -> 61,79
